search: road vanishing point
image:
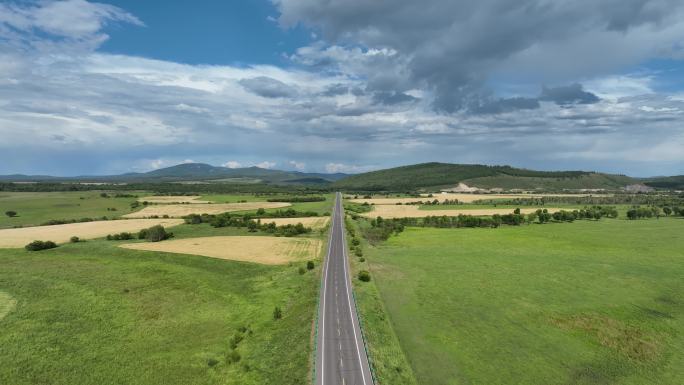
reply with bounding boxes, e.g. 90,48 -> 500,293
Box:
315,192 -> 374,385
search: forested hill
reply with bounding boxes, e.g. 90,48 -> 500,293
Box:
331,162 -> 638,191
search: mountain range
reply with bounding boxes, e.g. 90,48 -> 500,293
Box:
1,162 -> 682,191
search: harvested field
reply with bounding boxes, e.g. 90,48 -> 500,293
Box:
120,236 -> 321,265
123,202 -> 291,218
0,218 -> 184,248
350,193 -> 603,205
138,195 -> 211,204
360,205 -> 562,219
260,217 -> 330,229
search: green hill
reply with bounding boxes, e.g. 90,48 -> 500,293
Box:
332,162 -> 637,191
644,175 -> 684,190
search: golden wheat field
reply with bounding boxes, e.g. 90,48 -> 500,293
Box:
137,195 -> 212,204
123,202 -> 291,218
0,218 -> 184,248
359,205 -> 563,219
259,217 -> 330,229
120,236 -> 322,264
349,193 -> 601,205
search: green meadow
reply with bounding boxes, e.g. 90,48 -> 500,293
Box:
0,240 -> 320,385
363,218 -> 684,385
0,191 -> 142,229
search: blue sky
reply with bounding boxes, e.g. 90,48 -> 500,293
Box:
1,0 -> 683,177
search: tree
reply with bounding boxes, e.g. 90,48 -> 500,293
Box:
70,236 -> 80,243
513,208 -> 521,214
358,270 -> 371,282
144,225 -> 171,242
663,207 -> 672,216
5,210 -> 17,218
25,240 -> 58,251
306,261 -> 314,270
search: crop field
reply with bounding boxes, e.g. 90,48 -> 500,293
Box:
349,193 -> 602,205
120,236 -> 321,265
263,216 -> 330,229
138,195 -> 212,203
122,202 -> 291,218
0,218 -> 184,248
363,218 -> 684,385
360,205 -> 562,218
0,191 -> 142,229
0,240 -> 320,385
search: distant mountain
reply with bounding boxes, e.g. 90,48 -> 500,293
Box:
331,162 -> 641,191
0,163 -> 348,185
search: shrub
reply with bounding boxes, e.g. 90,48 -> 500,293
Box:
5,210 -> 17,218
273,306 -> 282,320
25,240 -> 58,251
70,236 -> 80,243
226,350 -> 241,364
207,358 -> 219,367
306,261 -> 314,270
358,270 -> 371,282
144,225 -> 172,242
354,247 -> 363,257
298,267 -> 306,275
359,257 -> 365,262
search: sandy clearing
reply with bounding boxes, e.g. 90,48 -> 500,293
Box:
138,196 -> 212,204
359,205 -> 564,219
0,218 -> 184,248
120,236 -> 322,265
350,193 -> 603,205
259,217 -> 330,229
123,202 -> 291,218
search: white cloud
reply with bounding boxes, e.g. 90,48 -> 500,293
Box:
325,163 -> 376,174
289,160 -> 306,170
223,161 -> 242,169
256,161 -> 277,169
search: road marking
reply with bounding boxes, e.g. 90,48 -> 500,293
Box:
340,210 -> 369,385
320,196 -> 337,385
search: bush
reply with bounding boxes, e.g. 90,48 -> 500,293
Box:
358,270 -> 371,282
106,232 -> 134,241
226,350 -> 241,364
359,257 -> 365,262
144,225 -> 172,242
70,236 -> 80,243
298,267 -> 306,275
306,261 -> 315,270
25,240 -> 58,251
207,358 -> 219,367
354,247 -> 363,257
5,210 -> 17,217
273,306 -> 282,320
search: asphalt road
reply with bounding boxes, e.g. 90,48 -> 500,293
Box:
315,192 -> 374,385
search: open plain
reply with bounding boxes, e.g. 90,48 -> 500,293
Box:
120,236 -> 321,264
0,218 -> 184,247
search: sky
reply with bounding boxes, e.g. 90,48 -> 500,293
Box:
1,0 -> 683,177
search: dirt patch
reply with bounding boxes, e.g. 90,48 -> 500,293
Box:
123,202 -> 291,218
0,218 -> 184,248
552,314 -> 660,362
350,193 -> 603,205
360,205 -> 563,219
120,236 -> 321,265
259,217 -> 330,230
0,292 -> 17,320
138,196 -> 212,204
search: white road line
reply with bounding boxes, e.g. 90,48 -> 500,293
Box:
320,197 -> 336,385
340,212 -> 369,385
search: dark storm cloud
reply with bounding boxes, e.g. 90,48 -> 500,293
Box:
276,0 -> 684,112
540,84 -> 600,105
239,76 -> 297,98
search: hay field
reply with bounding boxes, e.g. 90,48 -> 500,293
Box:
123,202 -> 291,218
0,218 -> 183,248
360,205 -> 562,218
120,236 -> 321,265
138,196 -> 212,204
260,217 -> 330,229
350,193 -> 601,205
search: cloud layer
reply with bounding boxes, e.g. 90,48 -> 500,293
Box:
0,0 -> 683,176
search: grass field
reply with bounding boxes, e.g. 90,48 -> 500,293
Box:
0,192 -> 142,229
0,240 -> 321,385
363,218 -> 684,385
361,205 -> 562,218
